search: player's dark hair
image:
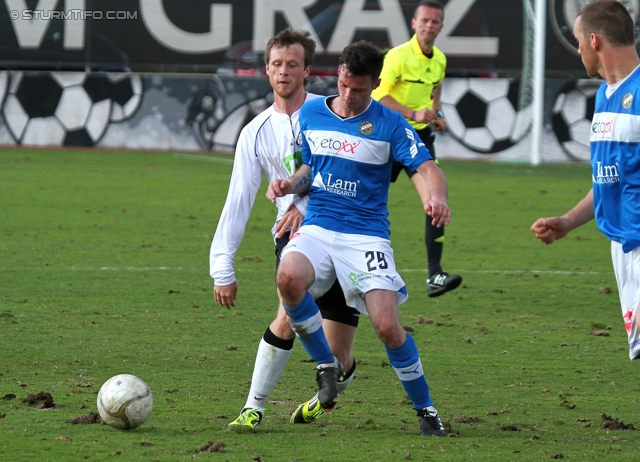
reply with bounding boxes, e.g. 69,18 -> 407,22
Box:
578,0 -> 634,47
338,41 -> 386,82
265,28 -> 316,68
416,0 -> 444,21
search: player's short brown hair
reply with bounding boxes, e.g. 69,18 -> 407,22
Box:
264,28 -> 316,68
578,0 -> 634,47
338,40 -> 386,82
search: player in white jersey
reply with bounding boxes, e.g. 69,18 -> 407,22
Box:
531,1 -> 640,360
210,29 -> 359,430
267,41 -> 451,436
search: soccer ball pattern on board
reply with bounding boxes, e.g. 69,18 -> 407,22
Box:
1,71 -> 141,147
551,79 -> 600,162
441,78 -> 531,154
97,374 -> 153,430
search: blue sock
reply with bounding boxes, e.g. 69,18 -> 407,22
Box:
386,334 -> 433,409
283,291 -> 334,365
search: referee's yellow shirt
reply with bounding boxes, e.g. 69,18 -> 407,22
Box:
372,35 -> 446,131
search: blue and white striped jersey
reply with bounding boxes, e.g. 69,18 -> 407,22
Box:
591,66 -> 640,252
300,96 -> 432,239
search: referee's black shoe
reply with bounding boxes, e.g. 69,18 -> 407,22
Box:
427,272 -> 462,298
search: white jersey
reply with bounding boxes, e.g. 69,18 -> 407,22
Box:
210,92 -> 322,285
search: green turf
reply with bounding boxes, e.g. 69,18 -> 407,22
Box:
1,148 -> 637,461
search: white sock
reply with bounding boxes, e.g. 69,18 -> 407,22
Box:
243,338 -> 292,412
337,371 -> 354,396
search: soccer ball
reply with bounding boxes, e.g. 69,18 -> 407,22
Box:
441,78 -> 531,154
551,79 -> 601,162
97,374 -> 153,430
2,71 -> 142,147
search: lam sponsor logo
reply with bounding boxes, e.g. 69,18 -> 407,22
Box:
312,172 -> 359,197
592,161 -> 620,185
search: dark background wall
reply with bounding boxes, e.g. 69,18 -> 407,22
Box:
0,0 -> 601,77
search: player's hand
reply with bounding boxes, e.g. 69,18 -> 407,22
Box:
425,197 -> 451,228
214,282 -> 237,309
530,217 -> 570,244
432,117 -> 446,132
266,179 -> 292,203
413,108 -> 437,124
275,204 -> 304,238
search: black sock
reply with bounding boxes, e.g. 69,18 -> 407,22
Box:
263,326 -> 295,350
425,215 -> 444,278
343,358 -> 357,380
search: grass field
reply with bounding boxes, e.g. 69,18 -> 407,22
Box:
1,147 -> 637,461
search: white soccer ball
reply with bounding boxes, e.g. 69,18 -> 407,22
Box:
97,374 -> 153,430
441,78 -> 531,154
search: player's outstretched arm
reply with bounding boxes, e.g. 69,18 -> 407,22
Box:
417,161 -> 450,227
530,189 -> 595,244
266,165 -> 312,203
214,281 -> 237,309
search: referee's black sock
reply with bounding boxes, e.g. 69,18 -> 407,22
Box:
425,215 -> 445,278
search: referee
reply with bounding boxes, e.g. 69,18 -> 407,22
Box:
372,0 -> 462,298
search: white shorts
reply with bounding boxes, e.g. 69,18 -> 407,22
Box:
611,241 -> 640,360
280,225 -> 408,315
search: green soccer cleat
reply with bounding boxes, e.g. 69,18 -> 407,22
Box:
228,408 -> 263,431
291,396 -> 325,424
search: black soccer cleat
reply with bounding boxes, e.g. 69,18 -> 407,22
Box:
316,359 -> 343,410
427,272 -> 462,298
417,406 -> 446,437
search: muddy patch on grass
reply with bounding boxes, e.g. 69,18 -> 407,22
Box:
601,413 -> 636,430
22,392 -> 56,409
67,412 -> 102,424
196,441 -> 227,453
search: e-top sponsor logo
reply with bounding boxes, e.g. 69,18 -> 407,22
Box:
309,134 -> 361,159
591,117 -> 616,140
320,137 -> 360,156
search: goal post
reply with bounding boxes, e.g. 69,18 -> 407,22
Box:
521,0 -> 546,166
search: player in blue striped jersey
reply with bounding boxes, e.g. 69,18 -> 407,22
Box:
268,41 -> 451,436
532,1 -> 640,360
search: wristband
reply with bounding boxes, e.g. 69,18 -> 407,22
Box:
411,110 -> 416,121
435,110 -> 444,119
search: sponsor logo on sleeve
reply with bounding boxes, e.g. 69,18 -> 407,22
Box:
405,128 -> 418,158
